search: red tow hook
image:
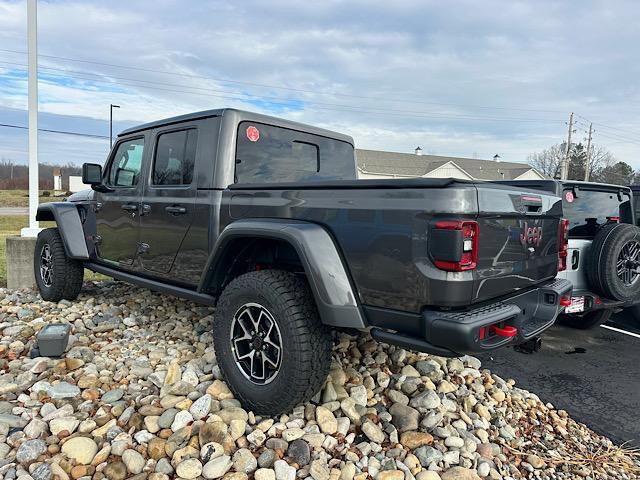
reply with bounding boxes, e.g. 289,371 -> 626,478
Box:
559,296 -> 572,307
489,325 -> 518,338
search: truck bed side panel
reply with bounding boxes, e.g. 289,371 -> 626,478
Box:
221,185 -> 479,312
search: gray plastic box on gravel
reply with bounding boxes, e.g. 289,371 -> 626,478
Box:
37,323 -> 71,357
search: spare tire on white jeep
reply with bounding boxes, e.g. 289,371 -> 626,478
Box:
586,223 -> 640,301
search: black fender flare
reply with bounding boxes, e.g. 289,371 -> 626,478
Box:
199,218 -> 366,329
36,203 -> 89,259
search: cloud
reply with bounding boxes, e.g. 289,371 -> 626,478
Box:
0,0 -> 639,168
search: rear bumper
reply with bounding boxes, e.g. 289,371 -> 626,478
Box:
371,278 -> 572,357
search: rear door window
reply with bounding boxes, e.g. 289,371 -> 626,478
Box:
235,122 -> 354,183
563,188 -> 632,238
152,129 -> 198,186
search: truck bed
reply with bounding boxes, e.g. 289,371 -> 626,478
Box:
222,179 -> 563,313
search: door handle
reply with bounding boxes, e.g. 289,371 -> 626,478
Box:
121,204 -> 138,212
165,205 -> 187,215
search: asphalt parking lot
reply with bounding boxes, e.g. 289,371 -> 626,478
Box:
477,309 -> 640,447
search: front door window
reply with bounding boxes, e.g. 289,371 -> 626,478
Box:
108,138 -> 144,187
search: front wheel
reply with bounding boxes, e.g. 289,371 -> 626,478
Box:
34,228 -> 84,302
213,270 -> 332,415
559,309 -> 612,329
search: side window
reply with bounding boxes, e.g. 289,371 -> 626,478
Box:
152,129 -> 198,186
108,138 -> 144,187
235,122 -> 355,183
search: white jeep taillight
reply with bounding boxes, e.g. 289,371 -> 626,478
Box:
433,220 -> 479,271
558,218 -> 569,271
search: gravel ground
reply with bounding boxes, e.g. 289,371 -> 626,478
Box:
0,281 -> 638,480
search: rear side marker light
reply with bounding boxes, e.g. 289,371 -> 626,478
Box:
490,325 -> 518,338
433,220 -> 479,272
559,296 -> 572,307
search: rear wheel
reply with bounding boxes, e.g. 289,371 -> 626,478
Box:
559,309 -> 612,329
34,228 -> 84,302
213,269 -> 332,415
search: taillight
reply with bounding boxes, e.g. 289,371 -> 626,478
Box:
558,218 -> 569,271
433,220 -> 479,271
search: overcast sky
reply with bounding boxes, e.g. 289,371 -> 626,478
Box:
1,0 -> 639,168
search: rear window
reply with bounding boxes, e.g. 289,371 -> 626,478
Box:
235,121 -> 355,183
563,188 -> 632,238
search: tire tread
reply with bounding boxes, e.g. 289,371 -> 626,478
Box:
34,228 -> 84,302
213,270 -> 332,415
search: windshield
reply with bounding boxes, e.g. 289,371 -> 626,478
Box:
563,188 -> 632,238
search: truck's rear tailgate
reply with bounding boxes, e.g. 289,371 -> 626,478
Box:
473,183 -> 562,304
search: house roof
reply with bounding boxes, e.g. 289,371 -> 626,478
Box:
356,149 -> 542,181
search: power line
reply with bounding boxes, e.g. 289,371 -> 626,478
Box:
0,48 -> 566,114
0,122 -> 109,139
575,114 -> 640,142
574,115 -> 640,147
0,61 -> 565,125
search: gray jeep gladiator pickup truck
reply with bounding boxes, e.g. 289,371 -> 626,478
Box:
34,108 -> 571,413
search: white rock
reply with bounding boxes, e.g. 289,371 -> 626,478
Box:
176,458 -> 203,479
256,468 -> 276,480
350,385 -> 368,406
171,410 -> 193,431
202,455 -> 233,479
274,459 -> 296,480
24,418 -> 48,438
122,448 -> 145,474
134,430 -> 155,443
49,417 -> 79,435
61,437 -> 98,465
189,394 -> 212,420
201,442 -> 224,462
362,420 -> 385,443
282,428 -> 305,441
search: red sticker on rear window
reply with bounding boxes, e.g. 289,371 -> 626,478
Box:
565,191 -> 574,203
246,126 -> 260,142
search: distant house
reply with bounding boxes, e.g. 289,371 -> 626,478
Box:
356,148 -> 547,181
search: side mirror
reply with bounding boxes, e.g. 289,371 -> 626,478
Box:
82,163 -> 102,185
82,163 -> 113,193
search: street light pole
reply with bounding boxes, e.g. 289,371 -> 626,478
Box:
110,104 -> 120,148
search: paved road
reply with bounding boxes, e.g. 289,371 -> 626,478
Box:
478,310 -> 640,447
0,207 -> 28,215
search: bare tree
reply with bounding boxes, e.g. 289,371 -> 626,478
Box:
528,143 -> 616,180
527,143 -> 566,178
587,145 -> 616,175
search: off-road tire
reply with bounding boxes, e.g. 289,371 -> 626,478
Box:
586,223 -> 640,302
34,228 -> 84,302
559,309 -> 612,329
213,270 -> 332,415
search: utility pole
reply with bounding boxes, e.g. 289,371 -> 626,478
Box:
110,104 -> 120,148
561,112 -> 574,180
584,123 -> 593,182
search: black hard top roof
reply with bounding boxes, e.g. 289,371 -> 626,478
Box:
118,108 -> 354,144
